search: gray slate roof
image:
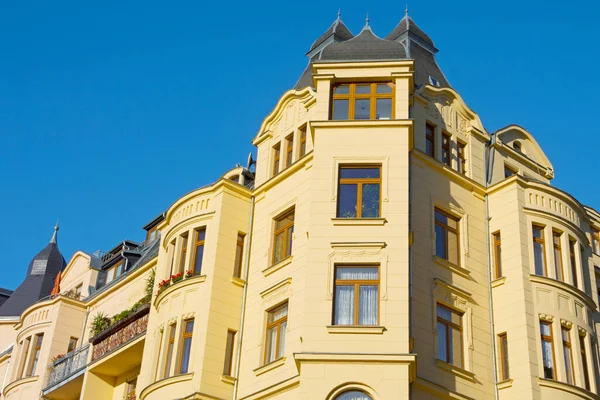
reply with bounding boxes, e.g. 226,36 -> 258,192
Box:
309,17 -> 354,53
385,16 -> 435,48
318,27 -> 407,62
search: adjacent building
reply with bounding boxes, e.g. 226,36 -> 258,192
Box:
1,11 -> 599,400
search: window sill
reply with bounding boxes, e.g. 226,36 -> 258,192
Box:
491,277 -> 506,288
231,276 -> 245,288
262,256 -> 293,277
253,357 -> 286,376
221,374 -> 236,385
326,325 -> 385,334
433,256 -> 470,279
331,218 -> 387,226
497,379 -> 513,390
435,359 -> 476,382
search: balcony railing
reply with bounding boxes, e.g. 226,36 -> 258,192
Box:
91,305 -> 150,361
45,345 -> 89,389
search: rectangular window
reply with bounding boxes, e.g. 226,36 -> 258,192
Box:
19,337 -> 30,378
178,319 -> 194,374
562,327 -> 575,385
233,233 -> 245,278
580,335 -> 591,390
169,239 -> 176,276
223,330 -> 236,376
569,239 -> 578,288
540,321 -> 555,379
331,83 -> 394,121
163,324 -> 176,378
457,141 -> 467,175
285,134 -> 293,167
27,333 -> 43,377
146,226 -> 159,242
333,266 -> 379,326
272,143 -> 281,176
178,233 -> 189,275
533,225 -> 547,276
493,232 -> 502,279
67,337 -> 78,353
337,165 -> 381,219
74,284 -> 82,299
192,228 -> 205,274
498,332 -> 509,381
592,230 -> 600,254
299,127 -> 307,157
264,303 -> 288,364
272,209 -> 294,265
435,208 -> 460,265
426,123 -> 435,157
504,164 -> 517,178
105,260 -> 123,285
441,132 -> 451,166
553,232 -> 564,281
437,304 -> 463,368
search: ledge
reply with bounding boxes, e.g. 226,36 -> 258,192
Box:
326,325 -> 385,334
331,218 -> 386,226
221,374 -> 236,385
231,276 -> 245,288
435,359 -> 476,382
294,352 -> 416,365
310,119 -> 413,130
491,277 -> 506,288
253,357 -> 286,376
3,376 -> 38,396
537,378 -> 600,400
330,241 -> 386,249
262,257 -> 293,277
154,274 -> 207,308
433,256 -> 470,279
528,274 -> 596,310
139,373 -> 193,400
497,379 -> 513,390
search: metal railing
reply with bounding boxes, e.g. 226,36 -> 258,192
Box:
45,345 -> 89,389
92,313 -> 149,361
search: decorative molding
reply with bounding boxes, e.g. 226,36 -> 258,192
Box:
560,319 -> 573,329
231,276 -> 246,288
528,275 -> 596,310
330,242 -> 386,249
578,326 -> 587,337
331,218 -> 387,226
154,274 -> 207,308
539,313 -> 554,322
433,256 -> 471,279
491,277 -> 506,288
435,359 -> 476,382
260,278 -> 292,299
253,357 -> 286,376
497,379 -> 514,390
261,256 -> 293,277
537,378 -> 600,400
326,249 -> 389,301
220,374 -> 236,385
326,326 -> 385,334
139,373 -> 193,400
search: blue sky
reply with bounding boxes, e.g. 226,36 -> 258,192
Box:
1,0 -> 598,290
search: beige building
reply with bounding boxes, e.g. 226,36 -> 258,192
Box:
1,11 -> 599,400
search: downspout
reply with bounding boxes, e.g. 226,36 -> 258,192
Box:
408,105 -> 414,400
232,195 -> 255,400
485,136 -> 499,400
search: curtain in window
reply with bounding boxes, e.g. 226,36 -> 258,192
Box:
359,286 -> 378,325
336,391 -> 372,400
336,268 -> 378,280
334,286 -> 354,325
278,321 -> 287,359
265,327 -> 278,363
541,340 -> 554,378
437,321 -> 448,361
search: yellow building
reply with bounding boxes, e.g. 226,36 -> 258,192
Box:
1,11 -> 599,400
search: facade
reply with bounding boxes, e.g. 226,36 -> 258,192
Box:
1,11 -> 599,400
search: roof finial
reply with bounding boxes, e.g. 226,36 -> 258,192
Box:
365,12 -> 369,26
337,8 -> 341,19
405,4 -> 409,17
50,219 -> 59,244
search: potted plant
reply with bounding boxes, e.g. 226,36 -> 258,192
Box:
170,273 -> 183,283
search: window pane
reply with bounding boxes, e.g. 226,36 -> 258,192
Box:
437,322 -> 447,361
333,99 -> 349,120
361,184 -> 380,218
275,213 -> 294,230
355,84 -> 371,94
265,327 -> 277,363
336,391 -> 373,400
435,210 -> 447,224
540,323 -> 551,336
451,327 -> 462,368
278,321 -> 287,359
269,305 -> 288,322
287,225 -> 293,257
185,320 -> 194,333
334,285 -> 354,325
273,232 -> 285,264
542,340 -> 554,378
435,224 -> 446,258
375,98 -> 392,120
554,247 -> 563,281
334,85 -> 350,94
534,242 -> 545,275
180,337 -> 192,373
338,184 -> 357,218
533,227 -> 543,239
336,267 -> 378,280
354,99 -> 370,120
376,84 -> 392,94
358,285 -> 378,325
501,336 -> 509,379
193,245 -> 204,273
437,305 -> 452,321
447,230 -> 459,265
339,168 -> 380,179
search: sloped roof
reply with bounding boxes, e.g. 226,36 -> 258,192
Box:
318,27 -> 407,62
308,17 -> 354,53
386,16 -> 435,48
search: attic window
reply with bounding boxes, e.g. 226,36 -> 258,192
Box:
428,76 -> 440,87
513,141 -> 524,154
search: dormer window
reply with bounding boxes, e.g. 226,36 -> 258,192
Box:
513,141 -> 523,154
331,83 -> 394,121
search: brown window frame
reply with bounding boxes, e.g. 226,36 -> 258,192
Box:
178,233 -> 189,275
569,239 -> 578,288
504,164 -> 518,178
19,337 -> 31,378
233,233 -> 245,278
533,225 -> 548,276
333,265 -> 380,326
435,208 -> 460,266
553,231 -> 564,282
337,165 -> 382,219
441,132 -> 451,167
177,319 -> 194,374
191,228 -> 206,274
561,327 -> 575,385
272,143 -> 281,176
168,239 -> 176,276
223,330 -> 236,376
67,337 -> 78,353
498,332 -> 509,381
104,260 -> 124,285
264,303 -> 288,365
285,134 -> 293,168
146,226 -> 159,242
163,323 -> 176,378
426,123 -> 435,158
299,126 -> 307,157
437,304 -> 464,367
331,82 -> 395,121
540,321 -> 556,380
457,141 -> 467,175
272,209 -> 294,265
26,333 -> 43,377
579,334 -> 591,391
125,378 -> 137,400
592,230 -> 600,254
493,231 -> 502,279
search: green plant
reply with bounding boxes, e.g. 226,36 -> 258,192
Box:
113,309 -> 132,324
90,312 -> 111,337
145,268 -> 155,301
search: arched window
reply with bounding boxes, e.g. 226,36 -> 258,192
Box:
513,141 -> 523,153
335,391 -> 373,400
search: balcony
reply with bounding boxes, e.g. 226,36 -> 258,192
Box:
42,345 -> 89,399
